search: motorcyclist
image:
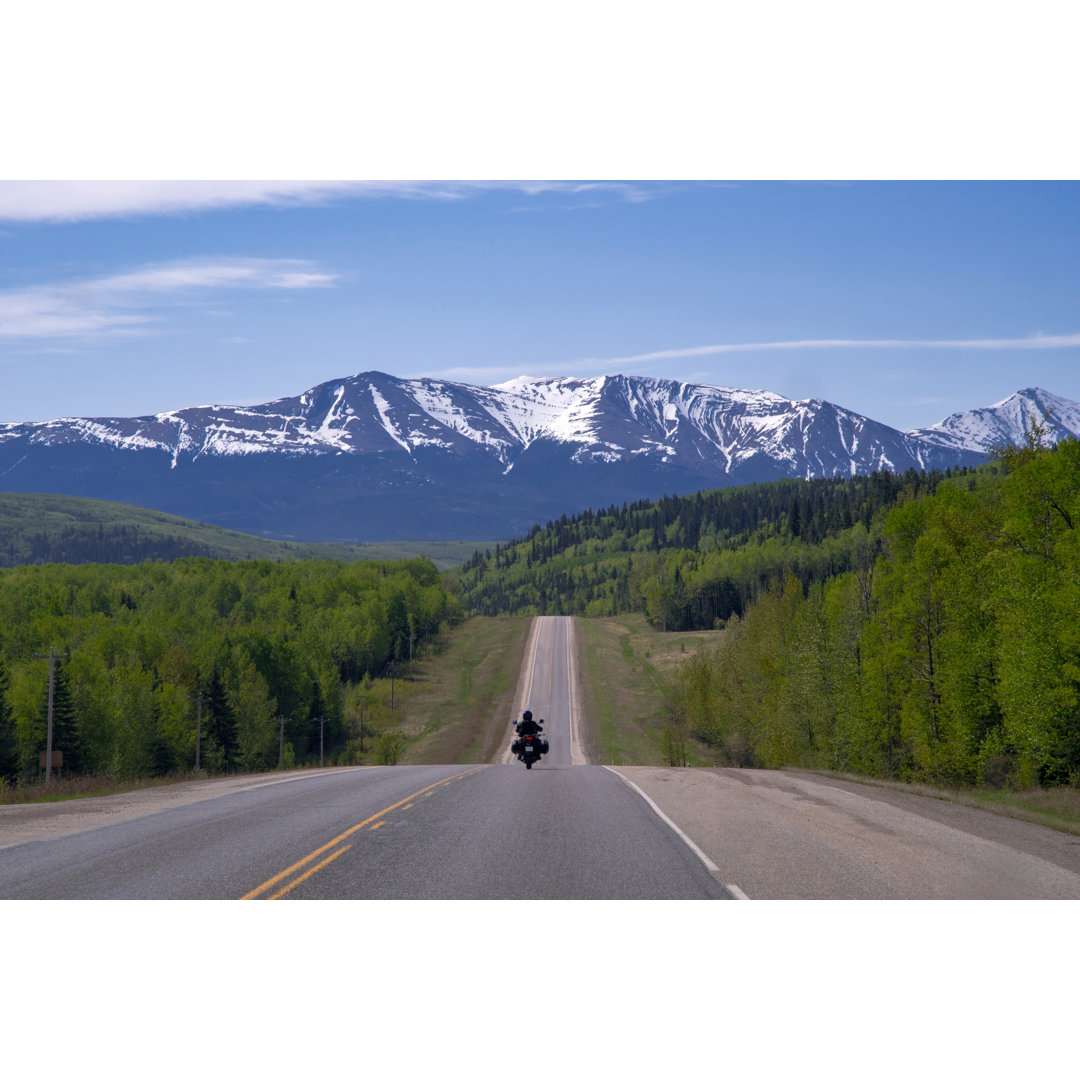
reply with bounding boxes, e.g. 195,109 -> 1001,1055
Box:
513,709 -> 545,761
515,709 -> 543,737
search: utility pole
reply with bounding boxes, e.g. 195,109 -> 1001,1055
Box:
45,647 -> 55,783
33,647 -> 57,783
319,716 -> 325,767
195,692 -> 203,776
278,715 -> 285,769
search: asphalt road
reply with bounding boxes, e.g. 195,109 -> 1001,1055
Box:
613,766 -> 1080,899
0,763 -> 730,899
0,616 -> 729,899
500,613 -> 583,767
4,614 -> 1079,899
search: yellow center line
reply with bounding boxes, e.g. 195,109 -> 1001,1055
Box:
240,766 -> 489,900
268,845 -> 352,900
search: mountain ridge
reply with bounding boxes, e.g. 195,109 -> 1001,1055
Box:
1,372 -> 1076,541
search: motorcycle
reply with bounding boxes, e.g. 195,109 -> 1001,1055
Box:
512,721 -> 549,769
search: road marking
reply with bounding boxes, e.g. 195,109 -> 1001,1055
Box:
602,766 -> 748,900
240,766 -> 489,899
268,845 -> 352,900
503,616 -> 542,765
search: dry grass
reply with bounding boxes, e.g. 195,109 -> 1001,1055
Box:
396,616 -> 532,765
574,614 -> 723,766
0,770 -> 205,805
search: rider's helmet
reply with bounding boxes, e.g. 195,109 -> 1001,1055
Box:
522,710 -> 532,722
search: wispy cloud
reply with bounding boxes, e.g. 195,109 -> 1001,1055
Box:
0,257 -> 338,339
589,333 -> 1080,366
0,180 -> 657,223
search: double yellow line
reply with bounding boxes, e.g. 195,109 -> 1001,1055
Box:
241,766 -> 489,900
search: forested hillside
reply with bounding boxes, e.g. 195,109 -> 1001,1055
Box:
458,468 -> 979,629
0,557 -> 455,784
666,437 -> 1080,788
0,492 -> 486,569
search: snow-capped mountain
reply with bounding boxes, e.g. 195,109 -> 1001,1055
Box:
0,373 -> 1074,541
909,387 -> 1080,454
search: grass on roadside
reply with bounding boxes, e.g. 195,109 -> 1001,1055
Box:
395,616 -> 532,765
0,770 -> 212,805
575,613 -> 723,766
574,614 -> 1080,836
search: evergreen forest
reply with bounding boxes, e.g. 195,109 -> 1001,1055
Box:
457,468 -> 974,628
0,556 -> 454,784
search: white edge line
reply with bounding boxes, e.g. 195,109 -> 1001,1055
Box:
501,616 -> 541,765
602,766 -> 750,900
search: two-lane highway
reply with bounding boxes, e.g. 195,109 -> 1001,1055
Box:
501,614 -> 582,766
10,613 -> 1073,899
0,616 -> 731,899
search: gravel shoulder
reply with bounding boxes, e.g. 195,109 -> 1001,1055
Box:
0,768 -> 370,850
610,765 -> 1080,899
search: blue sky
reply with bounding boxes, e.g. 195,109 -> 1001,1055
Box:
1,180 -> 1077,431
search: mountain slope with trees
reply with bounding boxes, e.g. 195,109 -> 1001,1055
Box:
457,468 -> 978,629
0,492 -> 485,568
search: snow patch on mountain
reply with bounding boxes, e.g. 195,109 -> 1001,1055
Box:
368,383 -> 412,454
2,372 -> 1077,495
911,387 -> 1080,453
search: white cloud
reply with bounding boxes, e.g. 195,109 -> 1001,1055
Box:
0,180 -> 656,223
592,333 -> 1080,366
0,257 -> 338,339
0,182 -> 362,223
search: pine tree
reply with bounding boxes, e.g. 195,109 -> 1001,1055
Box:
46,659 -> 84,775
203,668 -> 238,771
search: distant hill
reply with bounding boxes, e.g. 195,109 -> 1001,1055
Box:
455,465 -> 988,628
0,492 -> 489,569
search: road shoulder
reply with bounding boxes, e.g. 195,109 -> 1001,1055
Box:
0,767 -> 370,850
610,765 -> 1080,899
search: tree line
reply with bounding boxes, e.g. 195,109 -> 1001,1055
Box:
457,468 -> 976,629
665,436 -> 1080,788
2,522 -> 221,567
0,557 -> 455,785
